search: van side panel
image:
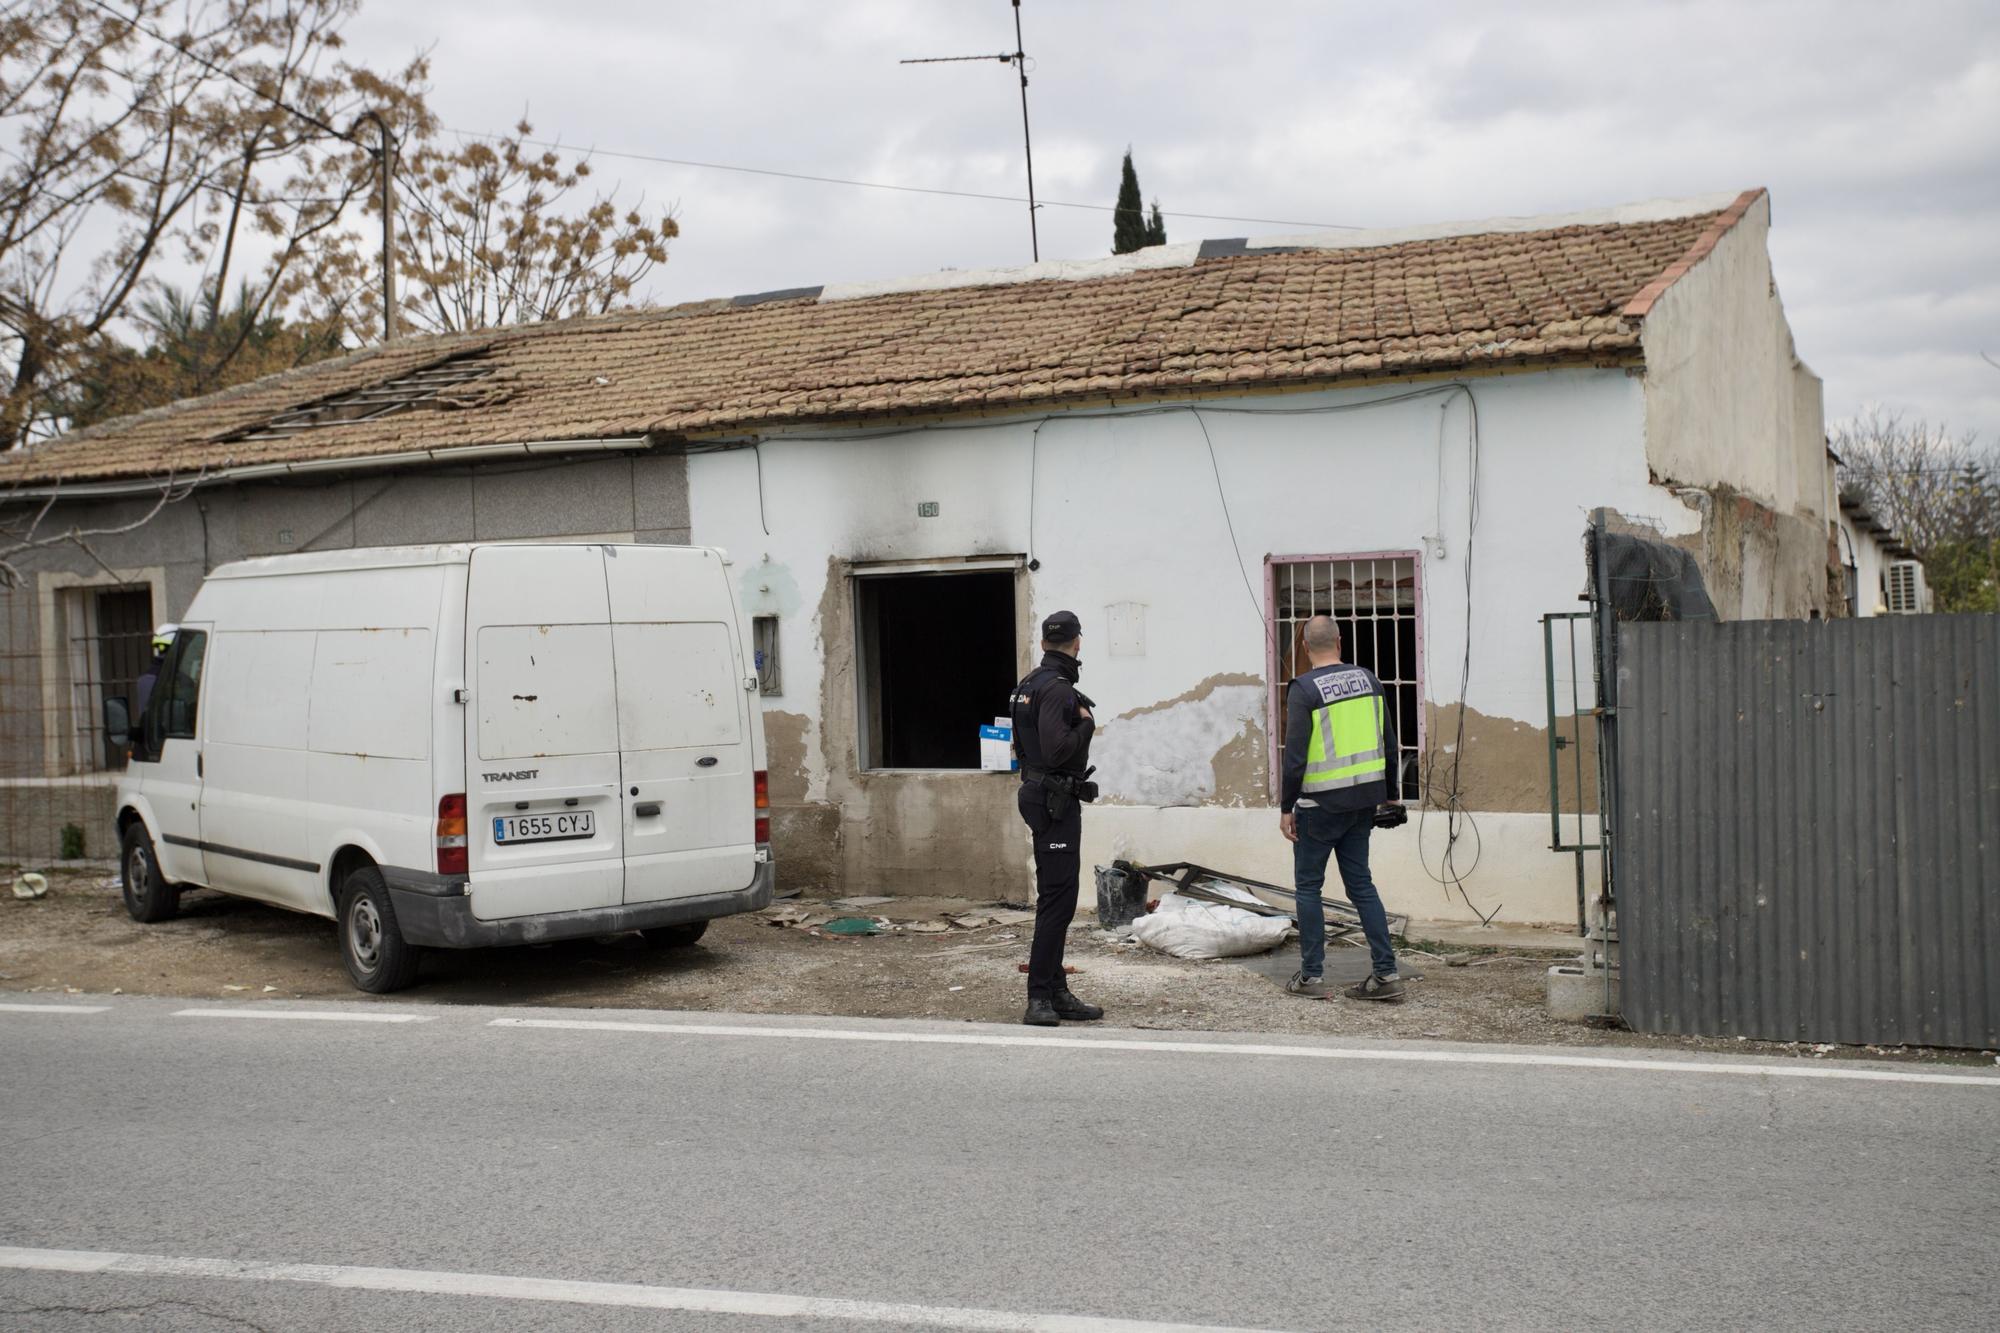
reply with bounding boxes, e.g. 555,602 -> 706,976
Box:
188,566 -> 450,915
199,628 -> 320,909
465,545 -> 623,921
306,625 -> 434,908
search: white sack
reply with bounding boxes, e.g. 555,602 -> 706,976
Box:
1127,894 -> 1294,960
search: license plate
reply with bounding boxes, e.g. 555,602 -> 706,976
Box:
493,811 -> 595,844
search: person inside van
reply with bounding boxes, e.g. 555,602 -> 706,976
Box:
132,624 -> 176,722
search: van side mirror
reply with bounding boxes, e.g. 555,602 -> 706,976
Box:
104,696 -> 131,749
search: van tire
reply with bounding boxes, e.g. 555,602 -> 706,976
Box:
337,865 -> 421,993
639,920 -> 709,949
119,823 -> 180,923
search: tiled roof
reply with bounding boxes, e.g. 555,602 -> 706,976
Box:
0,189 -> 1764,486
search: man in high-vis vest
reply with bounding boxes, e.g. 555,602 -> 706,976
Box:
1278,615 -> 1404,1002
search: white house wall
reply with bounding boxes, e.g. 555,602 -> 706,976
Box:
689,368 -> 1687,925
1636,193 -> 1834,619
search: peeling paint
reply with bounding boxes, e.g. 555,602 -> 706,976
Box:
1423,703 -> 1592,815
763,709 -> 812,803
1095,680 -> 1266,807
1208,718 -> 1267,807
1113,672 -> 1262,723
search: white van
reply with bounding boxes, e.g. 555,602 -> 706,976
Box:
107,543 -> 774,991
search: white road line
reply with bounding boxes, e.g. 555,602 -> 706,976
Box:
173,1008 -> 432,1024
0,1245 -> 1283,1332
489,1018 -> 2000,1087
0,1002 -> 109,1014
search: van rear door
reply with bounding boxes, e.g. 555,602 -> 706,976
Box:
605,546 -> 757,906
464,545 -> 623,920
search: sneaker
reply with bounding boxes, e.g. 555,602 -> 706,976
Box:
1023,997 -> 1061,1027
1286,971 -> 1334,998
1344,972 -> 1407,1003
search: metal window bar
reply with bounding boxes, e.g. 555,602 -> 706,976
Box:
1270,555 -> 1421,800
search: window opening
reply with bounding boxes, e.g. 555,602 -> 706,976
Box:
1270,554 -> 1421,799
754,615 -> 782,696
856,569 -> 1016,770
59,586 -> 153,772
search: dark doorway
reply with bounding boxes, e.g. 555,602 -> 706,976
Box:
857,570 -> 1016,769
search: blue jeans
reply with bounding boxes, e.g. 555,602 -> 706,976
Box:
1293,803 -> 1396,979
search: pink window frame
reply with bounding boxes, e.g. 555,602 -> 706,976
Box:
1263,550 -> 1426,799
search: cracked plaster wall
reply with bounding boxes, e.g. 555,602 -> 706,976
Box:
689,371 -> 1684,917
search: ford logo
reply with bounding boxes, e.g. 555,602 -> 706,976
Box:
696,756 -> 719,768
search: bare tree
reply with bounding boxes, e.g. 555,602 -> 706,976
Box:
361,122 -> 678,338
0,0 -> 421,448
1832,409 -> 1996,553
3,3 -> 681,449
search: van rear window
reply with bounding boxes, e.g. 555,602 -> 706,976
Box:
476,625 -> 619,761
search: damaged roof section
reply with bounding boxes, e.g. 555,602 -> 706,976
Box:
219,351 -> 507,443
1,190 -> 1766,487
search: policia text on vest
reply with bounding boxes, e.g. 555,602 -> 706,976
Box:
1010,610 -> 1106,1028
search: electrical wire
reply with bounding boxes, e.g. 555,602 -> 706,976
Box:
1413,384 -> 1496,924
443,126 -> 1358,232
1190,406 -> 1271,648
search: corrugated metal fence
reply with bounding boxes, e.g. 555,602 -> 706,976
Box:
1617,616 -> 2000,1049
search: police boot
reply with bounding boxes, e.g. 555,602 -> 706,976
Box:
1023,996 -> 1061,1027
1050,988 -> 1103,1022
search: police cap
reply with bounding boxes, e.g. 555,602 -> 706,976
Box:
1041,609 -> 1081,644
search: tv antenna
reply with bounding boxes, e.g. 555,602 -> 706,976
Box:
902,0 -> 1041,261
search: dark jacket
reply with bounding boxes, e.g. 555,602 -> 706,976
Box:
1010,650 -> 1094,778
1280,661 -> 1397,815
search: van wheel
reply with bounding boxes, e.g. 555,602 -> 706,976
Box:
639,920 -> 708,949
120,823 -> 180,923
338,866 -> 421,993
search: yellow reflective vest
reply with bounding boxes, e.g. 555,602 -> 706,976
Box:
1280,664 -> 1395,814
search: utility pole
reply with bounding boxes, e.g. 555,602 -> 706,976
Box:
354,111 -> 398,341
902,0 -> 1041,261
1011,0 -> 1038,262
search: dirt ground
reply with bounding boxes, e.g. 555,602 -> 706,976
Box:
2,869 -> 1990,1066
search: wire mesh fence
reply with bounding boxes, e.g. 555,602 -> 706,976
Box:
2,593 -> 153,865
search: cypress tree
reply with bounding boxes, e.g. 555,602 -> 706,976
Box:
1144,199 -> 1167,247
1113,150 -> 1147,254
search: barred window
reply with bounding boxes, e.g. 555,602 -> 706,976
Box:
1269,553 -> 1422,799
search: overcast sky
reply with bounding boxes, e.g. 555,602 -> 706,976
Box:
347,0 -> 2000,443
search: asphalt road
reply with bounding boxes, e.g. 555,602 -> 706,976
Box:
1,996 -> 1996,1332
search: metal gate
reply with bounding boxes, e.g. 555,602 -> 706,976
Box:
1616,615 -> 2000,1048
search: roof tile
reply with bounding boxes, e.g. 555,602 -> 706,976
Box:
0,199 -> 1753,484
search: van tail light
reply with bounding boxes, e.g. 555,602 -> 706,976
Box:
437,793 -> 468,876
754,769 -> 770,845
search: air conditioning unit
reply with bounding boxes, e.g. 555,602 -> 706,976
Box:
1886,560 -> 1931,615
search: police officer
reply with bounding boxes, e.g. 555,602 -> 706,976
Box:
1010,610 -> 1105,1027
1278,614 -> 1404,1002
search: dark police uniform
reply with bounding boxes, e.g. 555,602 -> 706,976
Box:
1010,610 -> 1102,1024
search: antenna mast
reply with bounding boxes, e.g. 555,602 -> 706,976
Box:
902,0 -> 1041,261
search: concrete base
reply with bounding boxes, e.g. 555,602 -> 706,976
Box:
1547,964 -> 1621,1021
